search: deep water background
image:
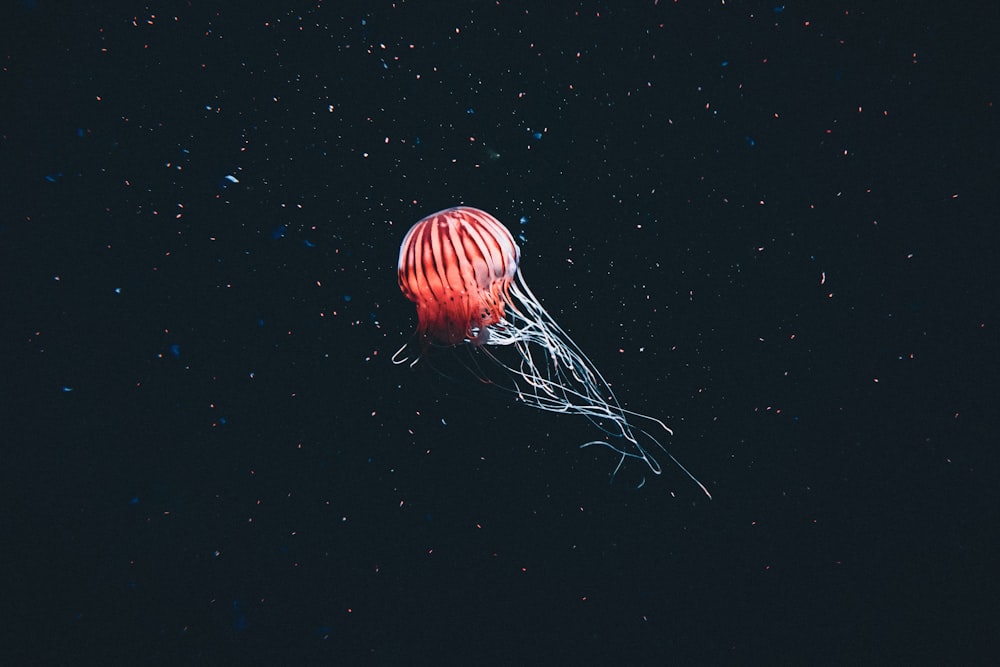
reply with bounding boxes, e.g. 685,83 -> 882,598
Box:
2,2 -> 997,664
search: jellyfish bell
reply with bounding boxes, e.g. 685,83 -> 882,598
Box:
394,206 -> 710,498
395,206 -> 519,350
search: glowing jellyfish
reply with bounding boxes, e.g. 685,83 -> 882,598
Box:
393,206 -> 710,497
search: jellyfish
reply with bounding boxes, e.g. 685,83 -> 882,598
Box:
393,206 -> 710,498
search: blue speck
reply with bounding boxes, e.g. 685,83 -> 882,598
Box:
343,295 -> 352,302
303,239 -> 316,248
414,137 -> 421,145
76,128 -> 85,138
169,344 -> 181,358
745,135 -> 757,147
218,417 -> 227,425
233,609 -> 246,631
45,172 -> 62,183
531,131 -> 543,140
773,5 -> 785,13
519,216 -> 528,225
224,174 -> 239,184
60,386 -> 74,393
129,496 -> 139,505
257,318 -> 265,327
466,108 -> 475,114
721,60 -> 729,67
271,224 -> 287,240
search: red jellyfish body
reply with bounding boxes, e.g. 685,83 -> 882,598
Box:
397,206 -> 519,348
394,206 -> 710,498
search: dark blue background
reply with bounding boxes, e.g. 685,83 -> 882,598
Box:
2,2 -> 996,664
